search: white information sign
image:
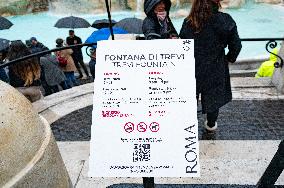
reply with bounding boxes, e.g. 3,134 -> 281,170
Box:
89,40 -> 199,177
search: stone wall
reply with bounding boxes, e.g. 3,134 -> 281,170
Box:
0,0 -> 49,16
222,0 -> 246,9
1,0 -> 284,16
30,0 -> 49,12
0,0 -> 30,16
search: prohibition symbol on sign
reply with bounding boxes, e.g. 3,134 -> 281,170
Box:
149,122 -> 160,132
137,122 -> 147,132
124,122 -> 134,133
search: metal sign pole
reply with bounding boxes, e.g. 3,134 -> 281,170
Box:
257,140 -> 284,188
143,177 -> 155,188
105,0 -> 114,40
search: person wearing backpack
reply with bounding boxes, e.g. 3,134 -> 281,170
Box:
55,38 -> 78,88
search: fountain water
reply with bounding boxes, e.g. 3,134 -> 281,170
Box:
136,0 -> 143,14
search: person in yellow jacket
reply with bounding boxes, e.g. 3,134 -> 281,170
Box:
255,48 -> 278,78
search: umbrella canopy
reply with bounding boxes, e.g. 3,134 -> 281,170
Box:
91,19 -> 117,29
0,38 -> 10,52
0,16 -> 13,30
114,18 -> 143,34
54,16 -> 90,29
85,27 -> 128,48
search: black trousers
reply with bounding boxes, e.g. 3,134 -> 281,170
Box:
73,57 -> 89,77
197,94 -> 219,125
207,109 -> 219,126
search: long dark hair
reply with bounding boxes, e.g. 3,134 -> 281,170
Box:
7,40 -> 41,86
187,0 -> 221,33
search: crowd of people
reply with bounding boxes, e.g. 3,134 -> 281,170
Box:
0,0 -> 243,131
0,30 -> 96,102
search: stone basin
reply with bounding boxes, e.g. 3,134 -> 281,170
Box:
0,81 -> 71,188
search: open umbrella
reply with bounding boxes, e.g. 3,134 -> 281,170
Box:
54,16 -> 90,29
114,18 -> 143,34
0,16 -> 13,30
85,27 -> 128,48
91,19 -> 117,29
0,38 -> 10,51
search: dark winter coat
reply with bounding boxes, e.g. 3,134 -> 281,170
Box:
0,68 -> 8,83
66,35 -> 83,61
30,42 -> 49,54
40,54 -> 66,86
179,12 -> 242,113
0,60 -> 8,83
142,0 -> 178,39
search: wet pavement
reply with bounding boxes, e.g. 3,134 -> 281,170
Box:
107,184 -> 283,188
51,100 -> 284,141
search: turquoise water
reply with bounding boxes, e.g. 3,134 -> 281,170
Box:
1,2 -> 284,61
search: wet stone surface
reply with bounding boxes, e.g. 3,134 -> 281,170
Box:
107,184 -> 283,188
51,100 -> 284,141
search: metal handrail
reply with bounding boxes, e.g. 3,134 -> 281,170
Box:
241,38 -> 284,41
0,42 -> 97,69
239,38 -> 284,68
1,38 -> 284,69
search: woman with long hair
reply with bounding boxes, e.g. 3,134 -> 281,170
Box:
7,40 -> 42,102
180,0 -> 242,131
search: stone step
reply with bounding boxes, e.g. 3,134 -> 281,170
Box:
57,141 -> 284,187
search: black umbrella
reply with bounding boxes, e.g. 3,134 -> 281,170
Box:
91,19 -> 117,29
0,38 -> 10,51
54,16 -> 91,29
114,18 -> 143,34
0,16 -> 13,30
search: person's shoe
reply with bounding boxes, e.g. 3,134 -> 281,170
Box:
204,120 -> 217,131
77,74 -> 83,79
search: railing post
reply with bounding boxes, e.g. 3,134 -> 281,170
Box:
143,177 -> 155,188
257,140 -> 284,188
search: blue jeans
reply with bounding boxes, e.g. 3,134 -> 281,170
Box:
64,72 -> 78,88
0,68 -> 8,83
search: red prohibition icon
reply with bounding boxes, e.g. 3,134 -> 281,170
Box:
137,122 -> 147,132
124,122 -> 135,133
149,122 -> 160,132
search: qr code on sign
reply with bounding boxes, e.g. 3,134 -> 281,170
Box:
133,144 -> 151,162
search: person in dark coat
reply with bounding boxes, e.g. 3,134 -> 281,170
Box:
0,50 -> 9,83
179,0 -> 242,131
66,30 -> 90,79
30,37 -> 49,54
142,0 -> 178,40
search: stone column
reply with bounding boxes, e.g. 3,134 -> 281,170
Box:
272,41 -> 284,94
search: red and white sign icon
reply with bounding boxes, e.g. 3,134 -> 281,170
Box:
137,122 -> 147,132
149,122 -> 160,132
124,122 -> 134,133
